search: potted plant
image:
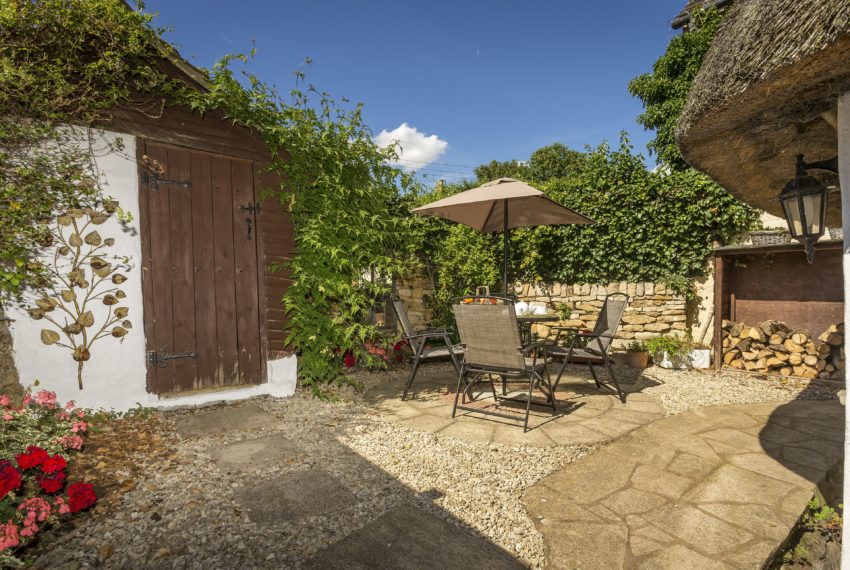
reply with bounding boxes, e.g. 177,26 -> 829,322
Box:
646,335 -> 711,369
623,340 -> 651,369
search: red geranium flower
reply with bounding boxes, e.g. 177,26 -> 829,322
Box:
67,482 -> 96,513
343,351 -> 356,368
40,454 -> 67,474
36,471 -> 66,494
16,446 -> 49,470
0,461 -> 22,499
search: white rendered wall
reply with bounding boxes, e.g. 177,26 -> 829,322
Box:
7,128 -> 295,410
838,91 -> 850,570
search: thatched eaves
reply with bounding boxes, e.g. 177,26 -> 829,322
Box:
676,0 -> 850,221
671,0 -> 731,30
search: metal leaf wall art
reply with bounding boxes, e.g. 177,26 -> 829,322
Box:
27,206 -> 131,389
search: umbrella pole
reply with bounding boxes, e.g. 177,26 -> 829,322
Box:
503,199 -> 509,296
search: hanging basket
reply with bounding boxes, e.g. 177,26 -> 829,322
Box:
749,230 -> 791,246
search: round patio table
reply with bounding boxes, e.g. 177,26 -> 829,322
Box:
516,314 -> 560,345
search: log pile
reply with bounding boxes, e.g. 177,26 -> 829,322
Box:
721,320 -> 844,380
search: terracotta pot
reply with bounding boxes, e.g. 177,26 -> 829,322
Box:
624,351 -> 650,369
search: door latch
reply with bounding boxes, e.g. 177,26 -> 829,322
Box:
240,203 -> 261,240
147,349 -> 198,368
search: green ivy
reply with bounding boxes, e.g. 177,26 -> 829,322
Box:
415,136 -> 758,327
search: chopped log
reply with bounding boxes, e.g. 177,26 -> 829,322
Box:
765,357 -> 785,369
729,323 -> 742,338
742,351 -> 758,361
788,353 -> 803,366
824,332 -> 844,347
780,367 -> 792,376
803,354 -> 818,367
729,359 -> 744,370
775,351 -> 790,362
756,349 -> 773,359
723,351 -> 738,365
792,365 -> 818,379
790,331 -> 810,345
784,339 -> 805,353
769,332 -> 787,345
733,339 -> 751,352
747,327 -> 767,342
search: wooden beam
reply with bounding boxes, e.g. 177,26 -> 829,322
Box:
713,254 -> 724,370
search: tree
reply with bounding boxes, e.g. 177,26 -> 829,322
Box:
473,159 -> 529,182
627,8 -> 724,170
529,143 -> 585,182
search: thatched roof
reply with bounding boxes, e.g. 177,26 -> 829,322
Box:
676,0 -> 850,222
671,0 -> 731,30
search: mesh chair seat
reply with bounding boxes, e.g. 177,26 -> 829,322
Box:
452,297 -> 558,432
392,296 -> 462,400
550,293 -> 628,402
422,344 -> 464,360
547,346 -> 602,363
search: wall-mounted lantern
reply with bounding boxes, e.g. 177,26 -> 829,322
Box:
779,154 -> 836,263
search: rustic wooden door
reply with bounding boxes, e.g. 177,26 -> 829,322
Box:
138,141 -> 264,394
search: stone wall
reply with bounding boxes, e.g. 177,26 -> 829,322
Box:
396,275 -> 434,330
514,282 -> 690,349
394,275 -> 701,350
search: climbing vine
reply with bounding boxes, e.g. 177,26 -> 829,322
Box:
2,0 -> 416,395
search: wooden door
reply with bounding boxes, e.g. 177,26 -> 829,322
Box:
138,141 -> 264,394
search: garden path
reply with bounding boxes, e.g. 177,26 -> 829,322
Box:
524,399 -> 844,569
363,365 -> 666,446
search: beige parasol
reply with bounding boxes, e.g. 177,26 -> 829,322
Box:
411,178 -> 593,293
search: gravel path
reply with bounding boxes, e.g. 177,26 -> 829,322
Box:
31,363 -> 838,568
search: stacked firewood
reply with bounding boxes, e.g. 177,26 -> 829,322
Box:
721,320 -> 844,380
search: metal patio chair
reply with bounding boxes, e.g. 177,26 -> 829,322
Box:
392,296 -> 462,400
451,296 -> 557,432
549,292 -> 628,402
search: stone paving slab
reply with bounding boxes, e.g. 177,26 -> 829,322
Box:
173,404 -> 277,437
364,368 -> 664,446
524,399 -> 844,569
211,433 -> 304,472
305,503 -> 524,569
235,469 -> 358,526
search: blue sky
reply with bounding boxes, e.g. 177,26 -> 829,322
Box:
145,0 -> 684,183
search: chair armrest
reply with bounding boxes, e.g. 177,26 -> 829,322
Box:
415,327 -> 450,335
522,340 -> 551,354
405,330 -> 451,341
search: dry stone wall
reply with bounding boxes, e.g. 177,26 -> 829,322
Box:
515,282 -> 690,349
395,276 -> 434,331
395,274 -> 693,350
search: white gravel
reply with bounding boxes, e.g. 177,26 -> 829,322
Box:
632,365 -> 838,416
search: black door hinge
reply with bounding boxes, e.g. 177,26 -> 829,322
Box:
140,171 -> 191,190
147,349 -> 198,368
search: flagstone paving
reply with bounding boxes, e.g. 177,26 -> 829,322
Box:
364,365 -> 666,446
523,399 -> 845,569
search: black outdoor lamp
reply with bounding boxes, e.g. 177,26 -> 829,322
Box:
779,154 -> 836,264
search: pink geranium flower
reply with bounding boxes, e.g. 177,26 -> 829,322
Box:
18,497 -> 51,523
0,520 -> 19,550
21,395 -> 32,407
57,435 -> 84,450
71,421 -> 87,433
34,390 -> 57,408
0,395 -> 10,408
54,497 -> 70,515
64,400 -> 76,411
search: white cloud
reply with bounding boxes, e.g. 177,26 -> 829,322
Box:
373,123 -> 448,171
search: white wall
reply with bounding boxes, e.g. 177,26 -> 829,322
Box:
7,128 -> 296,410
837,92 -> 850,570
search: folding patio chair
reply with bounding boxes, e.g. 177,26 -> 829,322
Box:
548,292 -> 628,402
451,296 -> 557,432
392,296 -> 462,400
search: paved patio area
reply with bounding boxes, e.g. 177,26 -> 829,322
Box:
363,364 -> 666,446
524,398 -> 844,569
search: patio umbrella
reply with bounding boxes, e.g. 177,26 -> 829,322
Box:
411,178 -> 594,294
